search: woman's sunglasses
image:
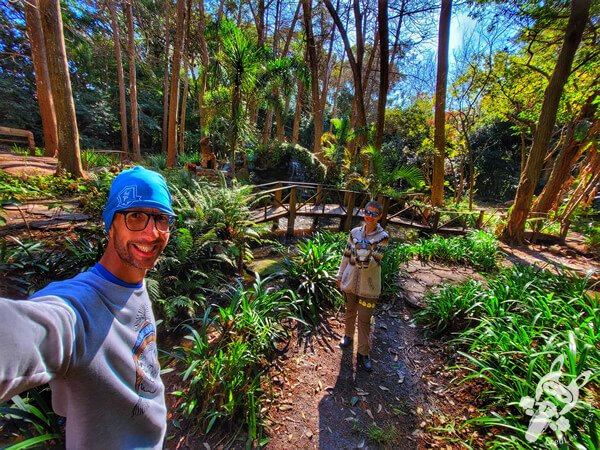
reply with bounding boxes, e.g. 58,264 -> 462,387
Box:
364,210 -> 380,217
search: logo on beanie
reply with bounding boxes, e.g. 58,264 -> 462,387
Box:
116,186 -> 142,208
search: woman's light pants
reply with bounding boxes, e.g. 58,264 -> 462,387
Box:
343,292 -> 376,356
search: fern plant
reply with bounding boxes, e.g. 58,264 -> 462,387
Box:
172,177 -> 269,274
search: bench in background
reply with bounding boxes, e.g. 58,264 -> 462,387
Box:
0,126 -> 36,154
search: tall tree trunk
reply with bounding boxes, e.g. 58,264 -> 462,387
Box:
230,84 -> 241,176
324,0 -> 368,163
24,0 -> 58,158
302,0 -> 325,162
125,1 -> 140,161
389,0 -> 407,71
329,7 -> 350,131
329,53 -> 346,131
362,30 -> 380,118
177,0 -> 191,157
166,0 -> 186,168
38,0 -> 83,177
431,0 -> 452,207
556,142 -> 600,236
161,0 -> 171,154
178,55 -> 189,156
292,78 -> 304,144
531,90 -> 598,217
503,0 -> 591,243
248,0 -> 266,133
275,107 -> 285,141
467,137 -> 475,210
107,0 -> 129,158
276,0 -> 301,141
375,0 -> 389,150
262,111 -> 274,144
519,128 -> 527,174
197,0 -> 209,134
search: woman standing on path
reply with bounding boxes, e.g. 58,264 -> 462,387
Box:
336,200 -> 389,372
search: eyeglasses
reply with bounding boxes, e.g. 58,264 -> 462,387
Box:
364,209 -> 380,218
116,210 -> 174,233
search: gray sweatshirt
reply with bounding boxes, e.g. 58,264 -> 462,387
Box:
0,264 -> 166,449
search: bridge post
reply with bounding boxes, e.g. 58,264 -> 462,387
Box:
431,211 -> 440,231
274,182 -> 282,207
476,210 -> 485,229
315,185 -> 323,205
287,186 -> 297,236
378,195 -> 390,227
343,191 -> 356,231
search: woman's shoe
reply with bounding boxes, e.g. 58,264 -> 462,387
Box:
339,336 -> 352,348
357,353 -> 373,372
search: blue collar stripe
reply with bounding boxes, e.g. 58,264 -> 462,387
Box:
93,263 -> 143,289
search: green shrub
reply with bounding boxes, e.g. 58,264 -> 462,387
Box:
585,224 -> 600,257
282,231 -> 344,328
415,279 -> 483,335
148,227 -> 220,327
77,169 -> 115,219
427,265 -> 600,447
407,231 -> 499,272
0,233 -> 104,297
174,330 -> 263,442
172,277 -> 297,445
0,171 -> 80,202
171,178 -> 269,275
380,241 -> 412,298
216,275 -> 299,354
0,387 -> 64,448
80,150 -> 122,169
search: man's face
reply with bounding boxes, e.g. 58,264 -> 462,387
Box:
105,207 -> 171,282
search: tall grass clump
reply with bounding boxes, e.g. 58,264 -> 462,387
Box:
423,264 -> 600,447
380,241 -> 413,298
0,387 -> 64,448
408,230 -> 499,272
172,276 -> 298,447
282,231 -> 345,328
80,150 -> 122,169
415,279 -> 483,335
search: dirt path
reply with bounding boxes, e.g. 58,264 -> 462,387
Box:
263,263 -> 481,450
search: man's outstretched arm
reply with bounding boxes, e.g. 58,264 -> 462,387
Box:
0,295 -> 76,402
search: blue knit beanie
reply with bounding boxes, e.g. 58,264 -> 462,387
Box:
102,166 -> 175,232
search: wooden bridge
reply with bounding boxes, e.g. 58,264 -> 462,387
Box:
250,181 -> 490,236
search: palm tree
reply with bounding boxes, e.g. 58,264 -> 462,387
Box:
346,145 -> 424,200
217,20 -> 266,176
258,56 -> 308,143
322,117 -> 353,171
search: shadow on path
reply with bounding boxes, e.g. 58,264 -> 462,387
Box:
317,303 -> 424,449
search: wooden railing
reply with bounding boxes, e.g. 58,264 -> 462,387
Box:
251,181 -> 488,236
